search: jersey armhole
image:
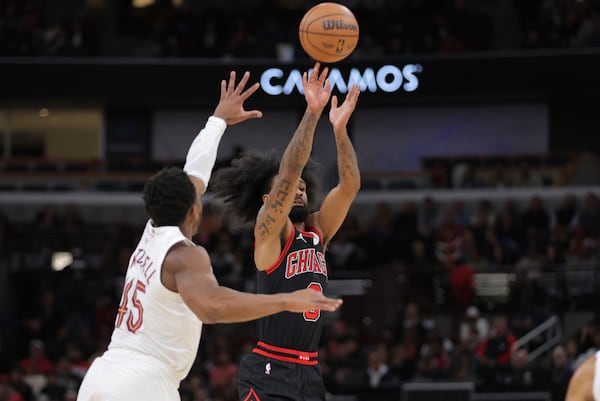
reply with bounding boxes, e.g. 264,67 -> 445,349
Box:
265,225 -> 295,275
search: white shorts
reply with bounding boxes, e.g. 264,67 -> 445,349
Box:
77,349 -> 180,401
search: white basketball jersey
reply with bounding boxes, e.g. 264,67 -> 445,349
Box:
107,220 -> 203,382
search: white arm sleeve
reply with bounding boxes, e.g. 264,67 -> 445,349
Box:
183,116 -> 227,190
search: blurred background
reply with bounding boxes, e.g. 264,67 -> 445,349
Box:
1,1 -> 600,401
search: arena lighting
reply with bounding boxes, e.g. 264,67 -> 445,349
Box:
260,64 -> 423,96
51,250 -> 87,271
51,252 -> 73,271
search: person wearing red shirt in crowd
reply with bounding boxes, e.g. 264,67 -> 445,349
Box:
475,316 -> 516,390
18,340 -> 53,376
0,375 -> 25,401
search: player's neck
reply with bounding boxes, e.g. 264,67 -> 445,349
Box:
179,224 -> 193,240
293,221 -> 306,231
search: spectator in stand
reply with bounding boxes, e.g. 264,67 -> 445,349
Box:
363,203 -> 397,265
494,207 -> 522,265
520,195 -> 551,254
18,340 -> 53,377
364,342 -> 392,390
549,345 -> 573,401
475,316 -> 516,391
415,329 -> 451,380
0,374 -> 25,401
207,348 -> 238,395
387,341 -> 415,383
499,348 -> 543,392
418,196 -> 440,241
7,367 -> 33,401
459,306 -> 490,343
578,192 -> 600,248
554,193 -> 579,231
449,325 -> 478,381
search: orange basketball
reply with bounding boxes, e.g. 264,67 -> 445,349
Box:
299,2 -> 359,63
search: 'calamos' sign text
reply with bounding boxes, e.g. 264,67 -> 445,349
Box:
260,64 -> 422,95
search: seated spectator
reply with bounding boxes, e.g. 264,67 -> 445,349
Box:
497,348 -> 544,391
7,367 -> 33,401
459,306 -> 490,343
415,328 -> 451,380
550,345 -> 573,401
475,316 -> 516,390
0,374 -> 25,401
19,340 -> 53,376
364,342 -> 392,389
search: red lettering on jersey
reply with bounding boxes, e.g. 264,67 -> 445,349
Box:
130,248 -> 145,269
312,252 -> 321,274
298,249 -> 308,273
129,248 -> 157,285
285,249 -> 327,279
318,252 -> 327,275
286,253 -> 298,278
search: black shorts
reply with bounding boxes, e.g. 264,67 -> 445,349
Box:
238,352 -> 326,401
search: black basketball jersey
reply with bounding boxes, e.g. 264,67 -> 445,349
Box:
256,225 -> 328,352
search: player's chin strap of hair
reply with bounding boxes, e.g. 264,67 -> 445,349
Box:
183,116 -> 227,193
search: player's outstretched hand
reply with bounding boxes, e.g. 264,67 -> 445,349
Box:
329,84 -> 360,133
284,288 -> 343,313
302,62 -> 332,114
213,71 -> 263,125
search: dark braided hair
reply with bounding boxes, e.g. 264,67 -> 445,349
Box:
143,166 -> 196,227
211,149 -> 321,223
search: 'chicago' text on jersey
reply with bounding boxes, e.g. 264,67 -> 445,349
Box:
285,249 -> 327,279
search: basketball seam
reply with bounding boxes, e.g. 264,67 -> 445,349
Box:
298,31 -> 358,38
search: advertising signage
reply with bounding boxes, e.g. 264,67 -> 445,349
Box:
1,50 -> 599,107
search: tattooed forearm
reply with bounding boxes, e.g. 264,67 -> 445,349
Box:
257,179 -> 292,237
258,214 -> 276,236
336,132 -> 360,190
269,179 -> 292,213
281,111 -> 319,173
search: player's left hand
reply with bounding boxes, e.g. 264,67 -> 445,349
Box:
302,62 -> 332,114
213,71 -> 263,125
329,84 -> 360,133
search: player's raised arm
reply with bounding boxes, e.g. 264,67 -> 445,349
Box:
309,84 -> 361,248
253,63 -> 331,264
184,70 -> 262,195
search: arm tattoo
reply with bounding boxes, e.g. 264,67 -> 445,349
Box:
282,112 -> 318,173
258,179 -> 292,237
336,134 -> 359,184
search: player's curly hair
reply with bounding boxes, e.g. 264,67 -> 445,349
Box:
143,166 -> 196,227
211,149 -> 321,223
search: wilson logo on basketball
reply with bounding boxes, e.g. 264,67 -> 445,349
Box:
322,19 -> 358,32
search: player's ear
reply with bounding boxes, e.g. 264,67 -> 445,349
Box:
189,200 -> 202,221
262,194 -> 269,204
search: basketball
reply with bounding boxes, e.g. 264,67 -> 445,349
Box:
299,2 -> 359,63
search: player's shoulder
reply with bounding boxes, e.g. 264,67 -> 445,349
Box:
164,242 -> 210,271
566,354 -> 596,401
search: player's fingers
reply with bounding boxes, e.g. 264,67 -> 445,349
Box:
311,62 -> 320,80
331,95 -> 338,109
319,66 -> 329,83
352,84 -> 361,100
236,71 -> 250,94
319,298 -> 343,311
245,110 -> 263,119
241,82 -> 260,100
220,80 -> 227,100
227,71 -> 236,93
